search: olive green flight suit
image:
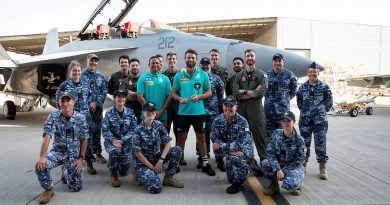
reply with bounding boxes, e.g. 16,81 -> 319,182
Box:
232,68 -> 268,159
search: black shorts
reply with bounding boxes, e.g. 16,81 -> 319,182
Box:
176,115 -> 206,133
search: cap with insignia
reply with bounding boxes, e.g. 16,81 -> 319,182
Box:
87,53 -> 99,60
309,61 -> 317,69
223,95 -> 237,106
279,110 -> 295,121
60,90 -> 74,100
143,101 -> 157,111
114,89 -> 128,97
200,57 -> 211,65
272,53 -> 284,60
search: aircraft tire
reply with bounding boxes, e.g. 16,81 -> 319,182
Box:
365,107 -> 373,115
349,108 -> 358,117
3,100 -> 16,120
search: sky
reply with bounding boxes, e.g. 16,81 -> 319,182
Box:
0,0 -> 388,36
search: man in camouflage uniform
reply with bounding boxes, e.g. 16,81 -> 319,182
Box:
210,48 -> 228,86
102,90 -> 138,187
225,57 -> 244,96
81,54 -> 108,164
108,56 -> 142,123
265,53 -> 297,138
297,62 -> 333,180
211,96 -> 253,194
198,57 -> 225,171
261,111 -> 306,196
133,102 -> 183,194
162,52 -> 179,143
55,60 -> 96,176
233,49 -> 267,160
35,91 -> 89,204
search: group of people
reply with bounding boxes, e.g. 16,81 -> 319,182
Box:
34,48 -> 333,204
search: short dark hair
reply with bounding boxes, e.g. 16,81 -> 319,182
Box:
149,55 -> 159,64
185,48 -> 198,57
209,48 -> 219,53
233,57 -> 244,64
130,58 -> 139,64
166,51 -> 176,59
118,55 -> 130,63
155,54 -> 163,59
245,49 -> 255,54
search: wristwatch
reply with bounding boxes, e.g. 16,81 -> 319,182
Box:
159,156 -> 165,161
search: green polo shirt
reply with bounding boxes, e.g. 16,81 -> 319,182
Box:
172,67 -> 211,115
137,71 -> 171,120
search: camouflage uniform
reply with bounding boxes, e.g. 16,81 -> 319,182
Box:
211,113 -> 253,184
265,68 -> 297,138
102,107 -> 137,175
200,72 -> 224,156
132,120 -> 182,194
261,129 -> 306,191
233,68 -> 268,159
162,69 -> 179,138
36,110 -> 89,192
81,69 -> 108,154
55,80 -> 95,163
108,71 -> 142,123
297,80 -> 333,163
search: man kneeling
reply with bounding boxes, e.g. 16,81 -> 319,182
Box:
211,96 -> 253,194
133,101 -> 184,194
35,91 -> 89,204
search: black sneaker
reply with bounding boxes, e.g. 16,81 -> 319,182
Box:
226,183 -> 245,194
196,157 -> 202,169
216,159 -> 226,172
202,164 -> 216,176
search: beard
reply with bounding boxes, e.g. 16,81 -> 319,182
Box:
246,60 -> 254,66
186,61 -> 196,68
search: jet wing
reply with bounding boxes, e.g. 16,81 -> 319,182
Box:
346,74 -> 390,88
14,47 -> 135,66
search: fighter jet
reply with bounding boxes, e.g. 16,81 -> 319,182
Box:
0,0 -> 320,120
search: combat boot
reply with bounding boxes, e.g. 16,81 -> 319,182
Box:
291,185 -> 302,196
304,162 -> 307,173
263,180 -> 280,196
95,153 -> 107,164
39,188 -> 54,204
179,154 -> 187,166
111,171 -> 121,187
131,168 -> 142,186
226,182 -> 245,194
163,175 -> 184,188
60,165 -> 66,184
87,162 -> 97,175
216,158 -> 226,172
319,163 -> 328,180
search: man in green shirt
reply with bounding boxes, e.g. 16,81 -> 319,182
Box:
172,48 -> 215,176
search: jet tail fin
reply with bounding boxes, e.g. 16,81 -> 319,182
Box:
42,28 -> 59,54
0,44 -> 11,60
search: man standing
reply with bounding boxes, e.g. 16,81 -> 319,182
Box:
233,49 -> 267,160
210,48 -> 228,85
225,57 -> 244,96
171,48 -> 215,176
81,54 -> 108,164
264,53 -> 297,138
211,96 -> 254,194
102,90 -> 138,187
35,91 -> 89,204
133,102 -> 184,194
137,56 -> 172,128
199,57 -> 225,171
162,52 -> 179,142
297,62 -> 333,180
108,56 -> 142,123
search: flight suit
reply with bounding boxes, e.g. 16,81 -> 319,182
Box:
102,107 -> 137,175
108,71 -> 142,123
36,110 -> 89,192
162,69 -> 179,137
297,80 -> 333,163
211,113 -> 253,184
55,80 -> 95,163
211,64 -> 229,86
261,129 -> 306,191
132,120 -> 182,194
81,69 -> 108,155
265,68 -> 297,138
232,68 -> 268,159
226,73 -> 238,96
